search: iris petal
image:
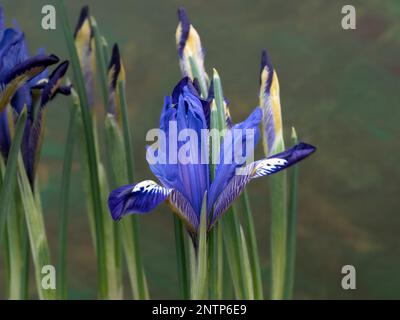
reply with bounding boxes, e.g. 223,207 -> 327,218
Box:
168,189 -> 199,232
40,60 -> 70,107
0,54 -> 59,112
259,49 -> 283,156
175,93 -> 209,216
208,107 -> 262,212
211,142 -> 316,224
108,180 -> 172,221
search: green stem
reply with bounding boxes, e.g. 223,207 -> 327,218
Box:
174,216 -> 190,299
241,191 -> 263,299
91,17 -> 109,111
6,193 -> 24,299
284,128 -> 299,299
21,223 -> 30,299
118,81 -> 148,299
221,207 -> 244,299
0,109 -> 27,248
269,168 -> 288,300
18,156 -> 55,300
191,193 -> 208,300
57,104 -> 77,299
57,0 -> 108,298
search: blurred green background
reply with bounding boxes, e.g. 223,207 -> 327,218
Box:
1,0 -> 399,299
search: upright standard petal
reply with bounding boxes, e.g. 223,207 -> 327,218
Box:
175,7 -> 208,94
211,142 -> 316,225
74,6 -> 95,106
174,90 -> 209,217
259,49 -> 284,156
208,107 -> 262,213
108,180 -> 172,221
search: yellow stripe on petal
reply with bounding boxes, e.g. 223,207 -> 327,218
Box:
270,71 -> 283,152
0,66 -> 43,112
259,50 -> 285,156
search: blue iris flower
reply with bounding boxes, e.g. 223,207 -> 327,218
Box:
108,77 -> 316,238
0,7 -> 71,186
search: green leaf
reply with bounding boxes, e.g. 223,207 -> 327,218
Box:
57,94 -> 78,299
284,127 -> 299,299
239,226 -> 254,299
269,139 -> 288,300
191,192 -> 208,300
18,155 -> 55,299
174,216 -> 190,299
240,191 -> 263,299
105,115 -> 149,299
0,108 -> 27,247
57,0 -> 109,298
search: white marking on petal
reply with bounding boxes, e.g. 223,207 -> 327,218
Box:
131,180 -> 170,195
251,158 -> 288,178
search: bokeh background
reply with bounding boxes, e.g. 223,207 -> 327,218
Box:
1,0 -> 399,299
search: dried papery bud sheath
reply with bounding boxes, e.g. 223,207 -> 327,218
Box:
107,44 -> 125,127
259,49 -> 284,156
175,7 -> 208,97
74,5 -> 95,106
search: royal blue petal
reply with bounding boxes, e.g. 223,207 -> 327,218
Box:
208,107 -> 262,212
108,180 -> 172,221
211,142 -> 316,224
175,92 -> 209,217
40,60 -> 70,107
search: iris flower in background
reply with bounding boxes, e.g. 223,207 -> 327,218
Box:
108,77 -> 315,242
0,7 -> 61,113
0,7 -> 71,186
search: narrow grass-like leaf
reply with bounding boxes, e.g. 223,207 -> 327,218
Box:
0,108 -> 27,246
0,158 -> 10,297
105,115 -> 149,299
90,17 -> 109,110
18,154 -> 55,299
284,127 -> 299,299
239,226 -> 254,299
57,0 -> 108,298
174,216 -> 190,299
269,148 -> 287,300
189,56 -> 208,98
57,97 -> 78,299
221,208 -> 244,299
191,192 -> 208,300
6,192 -> 24,299
240,191 -> 263,299
118,65 -> 148,299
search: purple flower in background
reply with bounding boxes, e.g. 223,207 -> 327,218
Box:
0,7 -> 71,186
108,78 -> 315,240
